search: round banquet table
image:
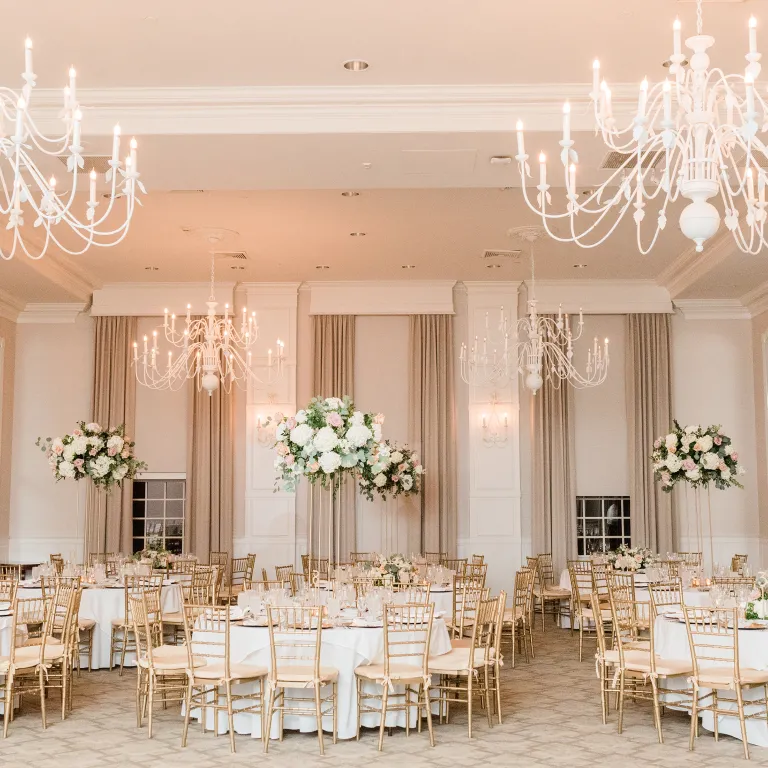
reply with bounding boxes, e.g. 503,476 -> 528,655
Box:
654,614 -> 768,748
16,582 -> 181,670
190,615 -> 452,740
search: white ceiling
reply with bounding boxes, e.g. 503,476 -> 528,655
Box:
2,0 -> 768,305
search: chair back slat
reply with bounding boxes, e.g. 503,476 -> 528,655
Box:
382,603 -> 434,679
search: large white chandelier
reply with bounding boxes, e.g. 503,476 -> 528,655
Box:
459,227 -> 609,393
515,0 -> 767,254
0,39 -> 142,260
133,255 -> 284,395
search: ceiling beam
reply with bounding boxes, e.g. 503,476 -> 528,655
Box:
656,229 -> 736,298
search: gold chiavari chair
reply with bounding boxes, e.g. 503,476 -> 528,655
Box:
449,576 -> 489,645
257,579 -> 291,594
289,572 -> 306,596
424,552 -> 445,565
391,582 -> 432,604
164,566 -> 217,643
608,570 -> 636,604
679,552 -> 703,567
712,575 -> 755,596
181,602 -> 266,753
659,559 -> 682,579
442,558 -> 468,575
221,554 -> 255,605
350,552 -> 372,564
356,603 -> 436,750
210,550 -> 229,570
502,568 -> 534,667
264,605 -> 339,755
684,606 -> 768,760
429,594 -> 501,738
732,554 -> 749,573
50,554 -> 64,575
610,591 -> 692,744
353,577 -> 377,601
0,577 -> 17,605
592,592 -> 616,725
0,565 -> 20,580
130,589 -> 190,740
169,558 -> 197,577
464,562 -> 488,582
568,562 -> 611,662
275,564 -> 293,586
591,561 -> 611,604
110,574 -> 164,672
471,554 -> 485,565
2,594 -> 55,737
531,553 -> 571,631
647,579 -> 684,617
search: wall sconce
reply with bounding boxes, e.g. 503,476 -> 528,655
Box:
481,395 -> 508,447
256,414 -> 276,447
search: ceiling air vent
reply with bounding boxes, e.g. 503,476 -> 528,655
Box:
600,150 -> 665,171
213,251 -> 248,261
482,249 -> 521,262
57,155 -> 112,174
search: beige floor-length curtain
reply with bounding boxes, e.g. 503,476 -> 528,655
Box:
409,314 -> 457,556
626,313 -> 673,553
311,315 -> 356,561
531,361 -> 577,574
86,316 -> 137,556
186,379 -> 234,560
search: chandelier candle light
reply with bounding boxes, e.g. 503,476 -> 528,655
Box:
459,227 -> 609,393
133,255 -> 284,395
0,39 -> 143,259
516,0 -> 768,254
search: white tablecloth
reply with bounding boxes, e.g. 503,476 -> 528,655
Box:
17,583 -> 181,670
190,617 -> 452,740
655,615 -> 768,747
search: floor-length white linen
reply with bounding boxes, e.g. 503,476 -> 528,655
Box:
190,619 -> 452,740
654,615 -> 768,747
17,584 -> 181,670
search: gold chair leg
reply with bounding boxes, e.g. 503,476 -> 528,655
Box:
467,673 -> 473,739
263,685 -> 275,753
650,676 -> 663,744
713,689 -> 719,741
689,686 -> 698,751
735,685 -> 750,761
3,671 -> 13,738
181,680 -> 193,747
377,686 -> 389,751
225,680 -> 235,753
617,670 -> 626,735
314,684 -> 325,756
424,683 -> 435,747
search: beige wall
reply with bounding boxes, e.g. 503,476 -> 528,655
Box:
0,317 -> 16,559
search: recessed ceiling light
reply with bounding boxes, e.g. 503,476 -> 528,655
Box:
315,265 -> 330,270
341,191 -> 360,197
343,60 -> 369,71
490,156 -> 513,165
230,265 -> 245,270
401,265 -> 416,269
573,263 -> 588,269
143,15 -> 158,21
144,266 -> 159,271
486,263 -> 502,269
350,232 -> 366,237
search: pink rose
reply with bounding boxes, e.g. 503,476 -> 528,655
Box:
374,413 -> 385,425
108,447 -> 117,456
121,449 -> 129,458
327,412 -> 343,427
653,439 -> 661,449
714,436 -> 722,445
719,462 -> 727,471
89,449 -> 97,456
286,417 -> 297,430
682,458 -> 696,471
661,472 -> 671,484
398,463 -> 407,472
392,475 -> 400,483
276,442 -> 289,456
308,461 -> 320,473
74,459 -> 84,468
732,452 -> 738,461
53,445 -> 63,455
73,429 -> 82,437
668,446 -> 676,454
285,454 -> 295,466
693,442 -> 702,452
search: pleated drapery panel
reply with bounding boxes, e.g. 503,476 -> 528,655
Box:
531,326 -> 577,574
186,378 -> 234,560
626,313 -> 674,553
311,315 -> 356,561
408,314 -> 457,556
86,316 -> 137,556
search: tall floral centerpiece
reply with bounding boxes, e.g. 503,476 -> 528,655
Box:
607,545 -> 657,572
359,440 -> 425,501
36,422 -> 147,561
651,420 -> 745,572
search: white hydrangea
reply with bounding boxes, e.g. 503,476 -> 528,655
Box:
71,436 -> 88,455
346,423 -> 372,448
290,423 -> 313,447
350,411 -> 365,426
63,445 -> 76,463
112,464 -> 128,481
665,433 -> 678,448
324,397 -> 343,410
59,461 -> 76,478
295,410 -> 308,424
724,445 -> 733,456
85,422 -> 101,432
401,475 -> 414,491
665,454 -> 682,473
107,435 -> 124,453
720,468 -> 731,480
88,435 -> 104,450
697,435 -> 714,452
685,468 -> 701,481
373,473 -> 387,487
684,425 -> 700,434
88,455 -> 113,478
276,423 -> 288,440
701,451 -> 720,470
391,451 -> 404,464
313,426 -> 339,453
318,451 -> 341,474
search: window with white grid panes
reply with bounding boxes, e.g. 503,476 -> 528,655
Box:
576,496 -> 631,556
132,479 -> 185,554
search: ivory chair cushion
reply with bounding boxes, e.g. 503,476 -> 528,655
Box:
428,647 -> 491,674
161,612 -> 185,625
697,667 -> 768,688
271,664 -> 339,684
355,663 -> 426,683
192,662 -> 268,682
79,618 -> 96,630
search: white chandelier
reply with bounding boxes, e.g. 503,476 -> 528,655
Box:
0,39 -> 142,260
133,255 -> 284,395
515,0 -> 768,254
459,227 -> 609,393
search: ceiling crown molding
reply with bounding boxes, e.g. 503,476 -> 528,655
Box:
307,280 -> 456,315
673,298 -> 751,320
0,289 -> 25,322
656,230 -> 735,298
530,279 -> 672,314
741,280 -> 768,318
17,303 -> 88,324
28,83 -> 648,136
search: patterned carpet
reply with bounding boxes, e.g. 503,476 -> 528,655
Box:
0,623 -> 756,767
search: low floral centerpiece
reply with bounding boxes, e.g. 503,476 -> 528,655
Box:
652,421 -> 746,492
36,421 -> 146,489
607,545 -> 657,572
371,553 -> 417,585
746,572 -> 768,620
133,536 -> 172,570
272,396 -> 382,492
358,440 -> 425,501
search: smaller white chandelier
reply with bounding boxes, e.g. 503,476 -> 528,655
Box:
460,227 -> 609,393
133,256 -> 284,395
0,38 -> 143,260
515,0 -> 768,254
